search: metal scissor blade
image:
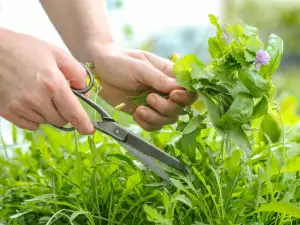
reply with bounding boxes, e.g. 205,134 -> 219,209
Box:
118,141 -> 170,182
93,121 -> 188,174
124,132 -> 189,174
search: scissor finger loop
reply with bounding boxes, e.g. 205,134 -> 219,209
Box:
70,63 -> 95,95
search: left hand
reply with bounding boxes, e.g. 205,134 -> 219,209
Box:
83,43 -> 197,131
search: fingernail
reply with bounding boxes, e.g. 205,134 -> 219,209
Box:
174,92 -> 181,100
139,107 -> 148,118
168,77 -> 177,84
149,94 -> 158,104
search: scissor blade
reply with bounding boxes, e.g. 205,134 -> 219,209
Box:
124,132 -> 188,174
118,141 -> 170,182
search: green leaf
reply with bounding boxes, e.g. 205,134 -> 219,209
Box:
176,71 -> 192,91
126,172 -> 141,191
259,113 -> 282,143
226,24 -> 244,38
173,54 -> 203,91
9,210 -> 33,219
208,14 -> 222,37
73,152 -> 84,186
143,205 -> 171,225
224,150 -> 241,179
244,49 -> 256,62
261,34 -> 284,77
208,37 -> 223,58
229,126 -> 252,156
242,24 -> 258,37
216,93 -> 254,130
252,96 -> 269,119
202,94 -> 222,125
183,115 -> 205,134
191,64 -> 214,81
254,202 -> 300,218
70,210 -> 89,222
177,128 -> 198,162
174,194 -> 193,208
238,70 -> 269,98
245,36 -> 264,52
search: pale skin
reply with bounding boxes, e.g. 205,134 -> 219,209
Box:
0,0 -> 197,134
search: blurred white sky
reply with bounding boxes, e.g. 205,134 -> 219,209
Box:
0,0 -> 222,50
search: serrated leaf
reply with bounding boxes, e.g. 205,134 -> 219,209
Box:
244,49 -> 256,62
143,205 -> 171,225
246,36 -> 264,52
208,14 -> 222,37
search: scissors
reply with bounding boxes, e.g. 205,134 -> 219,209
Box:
51,63 -> 189,182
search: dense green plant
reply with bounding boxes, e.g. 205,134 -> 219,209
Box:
1,14 -> 300,225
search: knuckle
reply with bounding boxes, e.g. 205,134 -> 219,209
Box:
159,73 -> 170,85
9,100 -> 20,112
28,124 -> 40,131
67,112 -> 81,125
130,50 -> 146,60
170,115 -> 179,124
54,119 -> 68,127
43,77 -> 58,94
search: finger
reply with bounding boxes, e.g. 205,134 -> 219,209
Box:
37,99 -> 69,127
146,93 -> 184,117
133,112 -> 161,131
136,64 -> 181,94
2,113 -> 39,131
169,89 -> 198,106
53,50 -> 88,90
19,109 -> 47,124
143,51 -> 175,77
134,106 -> 178,127
53,73 -> 95,135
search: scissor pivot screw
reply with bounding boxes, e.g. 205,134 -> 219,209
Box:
115,129 -> 120,134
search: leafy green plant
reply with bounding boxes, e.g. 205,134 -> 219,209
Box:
2,14 -> 300,225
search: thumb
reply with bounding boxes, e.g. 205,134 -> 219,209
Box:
54,51 -> 87,90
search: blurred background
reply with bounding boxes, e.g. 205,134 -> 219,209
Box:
0,0 -> 299,139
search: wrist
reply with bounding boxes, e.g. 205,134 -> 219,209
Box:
76,37 -> 116,64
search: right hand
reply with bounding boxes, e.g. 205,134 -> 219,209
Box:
0,28 -> 94,134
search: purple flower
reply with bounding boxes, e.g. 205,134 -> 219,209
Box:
255,50 -> 270,70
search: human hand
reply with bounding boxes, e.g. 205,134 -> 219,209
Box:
0,28 -> 94,134
83,43 -> 198,131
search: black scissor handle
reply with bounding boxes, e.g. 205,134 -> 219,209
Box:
70,63 -> 95,94
51,63 -> 114,132
51,63 -> 94,131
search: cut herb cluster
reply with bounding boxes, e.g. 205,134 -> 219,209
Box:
172,15 -> 283,157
